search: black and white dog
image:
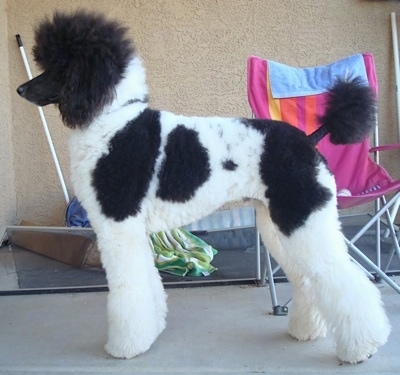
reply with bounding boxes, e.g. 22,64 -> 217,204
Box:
17,10 -> 390,363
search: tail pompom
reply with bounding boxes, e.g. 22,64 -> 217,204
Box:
318,77 -> 376,145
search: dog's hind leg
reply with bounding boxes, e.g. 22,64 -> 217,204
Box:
254,201 -> 327,341
257,165 -> 390,363
278,203 -> 390,363
96,218 -> 167,359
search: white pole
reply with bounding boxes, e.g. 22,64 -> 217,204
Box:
389,15 -> 400,224
16,35 -> 70,204
391,13 -> 400,139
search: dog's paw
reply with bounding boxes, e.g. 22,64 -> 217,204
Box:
105,323 -> 165,359
105,315 -> 166,359
289,324 -> 327,342
333,295 -> 390,364
104,339 -> 151,359
288,310 -> 327,341
336,345 -> 376,364
335,323 -> 390,364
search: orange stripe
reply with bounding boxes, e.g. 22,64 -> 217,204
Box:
265,66 -> 282,121
280,98 -> 300,128
305,95 -> 318,135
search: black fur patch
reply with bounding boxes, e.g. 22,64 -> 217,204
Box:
222,159 -> 238,171
31,11 -> 135,128
241,117 -> 271,135
156,126 -> 210,202
242,119 -> 332,236
91,109 -> 161,221
319,77 -> 375,144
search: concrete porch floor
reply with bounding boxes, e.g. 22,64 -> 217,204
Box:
0,278 -> 399,375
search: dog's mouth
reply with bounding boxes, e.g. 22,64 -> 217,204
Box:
17,71 -> 60,106
17,83 -> 59,106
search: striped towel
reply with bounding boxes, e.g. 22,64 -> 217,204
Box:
150,228 -> 218,277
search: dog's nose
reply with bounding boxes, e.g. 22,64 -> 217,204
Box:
17,85 -> 26,96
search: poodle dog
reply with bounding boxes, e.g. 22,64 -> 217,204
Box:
17,10 -> 390,363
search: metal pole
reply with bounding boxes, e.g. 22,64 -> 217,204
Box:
391,13 -> 400,138
16,34 -> 70,204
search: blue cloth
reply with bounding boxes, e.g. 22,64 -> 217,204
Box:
268,54 -> 368,98
65,197 -> 91,227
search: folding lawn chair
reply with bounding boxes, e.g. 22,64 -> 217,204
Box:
247,53 -> 400,313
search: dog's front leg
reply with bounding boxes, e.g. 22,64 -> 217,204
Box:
96,219 -> 167,359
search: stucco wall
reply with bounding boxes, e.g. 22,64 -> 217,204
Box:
4,0 -> 400,225
0,0 -> 16,228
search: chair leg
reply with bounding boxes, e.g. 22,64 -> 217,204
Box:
375,198 -> 381,270
264,249 -> 289,316
255,229 -> 261,282
349,255 -> 379,282
346,238 -> 400,293
254,201 -> 292,316
346,192 -> 400,281
257,228 -> 290,316
382,228 -> 400,272
379,195 -> 400,273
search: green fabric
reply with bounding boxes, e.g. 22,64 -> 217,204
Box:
150,228 -> 218,277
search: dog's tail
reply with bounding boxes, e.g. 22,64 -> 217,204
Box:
307,77 -> 376,146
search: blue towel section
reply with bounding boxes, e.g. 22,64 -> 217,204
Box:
268,54 -> 368,98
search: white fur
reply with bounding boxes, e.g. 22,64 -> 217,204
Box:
256,168 -> 390,363
68,57 -> 390,362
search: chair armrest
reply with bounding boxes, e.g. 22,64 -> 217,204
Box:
369,143 -> 400,153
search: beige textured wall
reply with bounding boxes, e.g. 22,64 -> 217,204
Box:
3,0 -> 400,225
0,0 -> 16,228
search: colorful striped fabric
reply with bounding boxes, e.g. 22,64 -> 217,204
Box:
247,54 -> 400,209
150,228 -> 218,277
264,63 -> 325,137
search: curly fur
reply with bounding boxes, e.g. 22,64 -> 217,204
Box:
308,77 -> 376,145
32,10 -> 135,127
17,10 -> 390,364
319,76 -> 376,144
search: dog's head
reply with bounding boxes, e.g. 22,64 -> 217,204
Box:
17,10 -> 135,128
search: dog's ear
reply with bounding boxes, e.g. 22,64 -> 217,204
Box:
58,53 -> 124,128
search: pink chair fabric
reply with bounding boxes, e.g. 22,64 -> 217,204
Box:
247,54 -> 400,209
